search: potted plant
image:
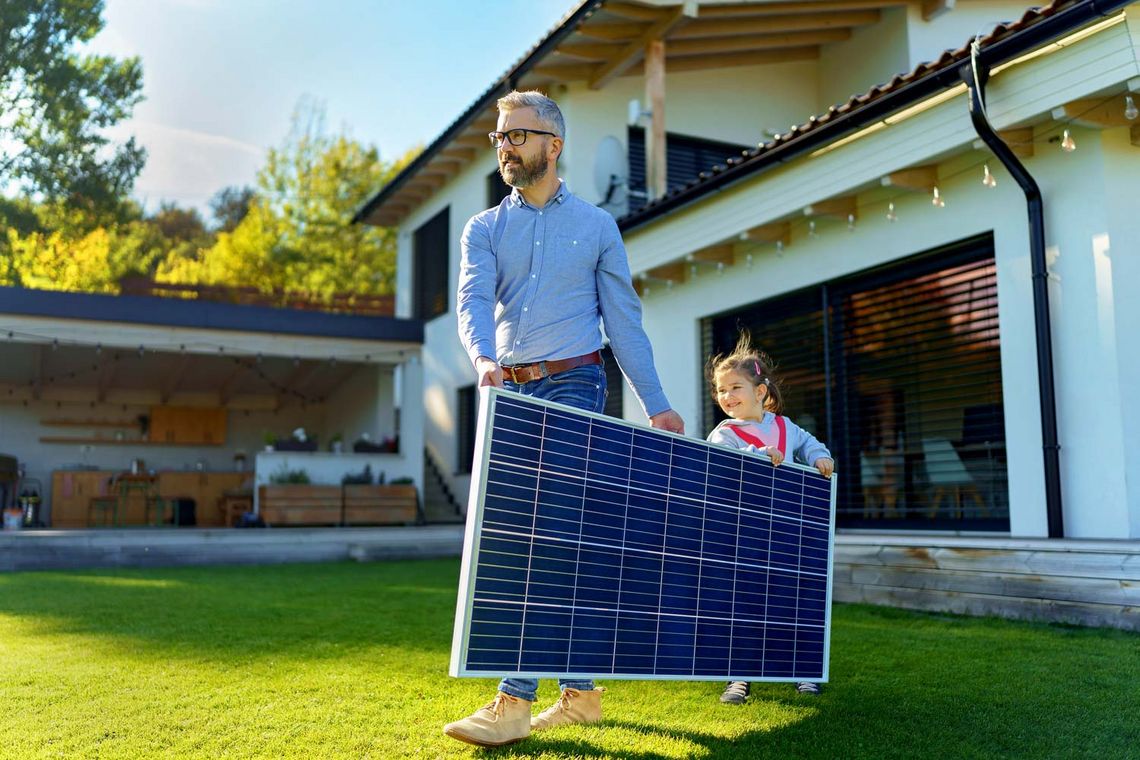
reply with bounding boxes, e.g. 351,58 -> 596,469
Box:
329,433 -> 344,454
274,427 -> 318,452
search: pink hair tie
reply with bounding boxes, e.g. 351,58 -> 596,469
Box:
753,360 -> 762,377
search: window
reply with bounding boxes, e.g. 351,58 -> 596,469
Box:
703,234 -> 1008,531
457,384 -> 476,474
413,207 -> 449,320
628,126 -> 751,210
486,169 -> 512,208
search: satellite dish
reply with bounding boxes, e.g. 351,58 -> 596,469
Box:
593,135 -> 628,212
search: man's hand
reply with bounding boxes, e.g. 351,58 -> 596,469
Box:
475,356 -> 503,388
649,409 -> 685,435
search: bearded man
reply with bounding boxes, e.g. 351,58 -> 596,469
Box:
447,90 -> 685,747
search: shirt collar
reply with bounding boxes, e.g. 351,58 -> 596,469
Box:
510,179 -> 568,209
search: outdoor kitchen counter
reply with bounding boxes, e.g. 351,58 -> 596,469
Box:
50,470 -> 249,528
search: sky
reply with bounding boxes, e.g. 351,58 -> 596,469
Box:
89,0 -> 575,217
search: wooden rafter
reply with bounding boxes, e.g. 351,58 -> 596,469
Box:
670,10 -> 881,39
160,354 -> 192,403
440,146 -> 476,161
881,165 -> 938,191
668,29 -> 851,56
689,244 -> 735,265
804,196 -> 857,220
695,1 -> 909,16
574,22 -> 646,41
1052,98 -> 1137,129
554,42 -> 623,61
740,221 -> 791,244
666,47 -> 819,72
589,7 -> 688,90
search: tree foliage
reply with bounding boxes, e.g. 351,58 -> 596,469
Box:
158,100 -> 416,300
0,0 -> 145,211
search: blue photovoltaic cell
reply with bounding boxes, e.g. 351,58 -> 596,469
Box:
450,388 -> 836,682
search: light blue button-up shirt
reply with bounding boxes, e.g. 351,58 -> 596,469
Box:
457,182 -> 670,417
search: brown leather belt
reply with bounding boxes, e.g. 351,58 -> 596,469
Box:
501,350 -> 602,384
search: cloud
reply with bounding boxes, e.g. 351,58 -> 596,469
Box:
106,120 -> 265,214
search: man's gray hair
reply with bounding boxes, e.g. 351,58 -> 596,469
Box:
497,90 -> 565,139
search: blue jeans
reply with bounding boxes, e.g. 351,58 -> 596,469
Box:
498,363 -> 607,702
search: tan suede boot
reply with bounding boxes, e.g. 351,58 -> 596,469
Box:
531,687 -> 606,730
442,692 -> 532,747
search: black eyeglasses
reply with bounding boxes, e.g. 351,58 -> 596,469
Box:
488,128 -> 557,148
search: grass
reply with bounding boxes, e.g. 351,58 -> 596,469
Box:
0,559 -> 1137,759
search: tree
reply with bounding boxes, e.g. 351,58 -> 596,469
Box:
158,100 -> 417,301
209,185 -> 254,232
1,0 -> 145,211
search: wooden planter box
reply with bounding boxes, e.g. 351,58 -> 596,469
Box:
258,484 -> 419,526
258,485 -> 341,526
343,484 -> 418,526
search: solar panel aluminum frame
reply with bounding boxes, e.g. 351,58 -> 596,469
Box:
450,386 -> 837,682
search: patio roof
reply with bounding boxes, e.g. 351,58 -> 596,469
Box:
0,286 -> 424,409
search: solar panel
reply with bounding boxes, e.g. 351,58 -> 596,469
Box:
450,387 -> 837,682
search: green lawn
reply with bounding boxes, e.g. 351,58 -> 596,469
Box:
1,560 -> 1136,759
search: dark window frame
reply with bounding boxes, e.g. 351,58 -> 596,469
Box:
413,207 -> 450,321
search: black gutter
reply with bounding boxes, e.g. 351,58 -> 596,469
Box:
964,48 -> 1065,536
618,0 -> 1134,234
352,0 -> 605,225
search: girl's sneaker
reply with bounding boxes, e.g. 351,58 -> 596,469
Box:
795,682 -> 821,695
719,681 -> 750,704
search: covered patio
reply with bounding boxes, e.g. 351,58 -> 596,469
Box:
0,286 -> 425,533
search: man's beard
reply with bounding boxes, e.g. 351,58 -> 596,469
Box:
499,151 -> 548,188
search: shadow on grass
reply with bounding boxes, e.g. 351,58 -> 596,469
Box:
0,559 -> 461,661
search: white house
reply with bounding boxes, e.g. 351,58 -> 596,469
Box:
358,0 -> 1140,628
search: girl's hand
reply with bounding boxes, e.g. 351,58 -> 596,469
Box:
815,457 -> 834,478
766,446 -> 784,466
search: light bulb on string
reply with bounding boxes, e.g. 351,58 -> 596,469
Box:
716,262 -> 725,275
886,202 -> 898,223
745,253 -> 754,269
1125,95 -> 1139,121
982,164 -> 997,188
775,240 -> 785,256
1061,129 -> 1076,152
931,186 -> 945,208
808,220 -> 818,238
847,214 -> 856,232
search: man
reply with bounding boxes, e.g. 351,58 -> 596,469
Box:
446,90 -> 685,747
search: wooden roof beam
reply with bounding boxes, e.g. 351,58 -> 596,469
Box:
971,128 -> 1034,159
668,29 -> 851,56
665,47 -> 820,73
1052,98 -> 1137,129
739,221 -> 791,244
555,42 -> 623,61
575,22 -> 647,41
672,10 -> 881,39
602,2 -> 667,22
881,165 -> 938,191
440,146 -> 476,161
696,1 -> 909,16
589,7 -> 690,90
804,196 -> 857,220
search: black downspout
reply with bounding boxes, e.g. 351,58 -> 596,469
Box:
962,50 -> 1064,538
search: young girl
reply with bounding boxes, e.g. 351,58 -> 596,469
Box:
705,331 -> 834,704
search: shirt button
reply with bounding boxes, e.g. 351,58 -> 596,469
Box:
531,274 -> 536,279
523,307 -> 528,312
536,241 -> 541,246
538,211 -> 543,216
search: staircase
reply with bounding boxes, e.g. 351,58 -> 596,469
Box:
421,448 -> 464,524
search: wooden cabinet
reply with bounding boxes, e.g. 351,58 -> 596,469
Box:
50,471 -> 116,528
258,484 -> 419,526
149,406 -> 227,445
50,470 -> 248,528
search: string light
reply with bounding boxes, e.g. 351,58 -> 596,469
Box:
1125,95 -> 1138,121
886,202 -> 898,222
982,164 -> 997,188
1061,129 -> 1076,152
808,220 -> 818,238
847,214 -> 856,232
931,186 -> 945,208
775,240 -> 785,256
